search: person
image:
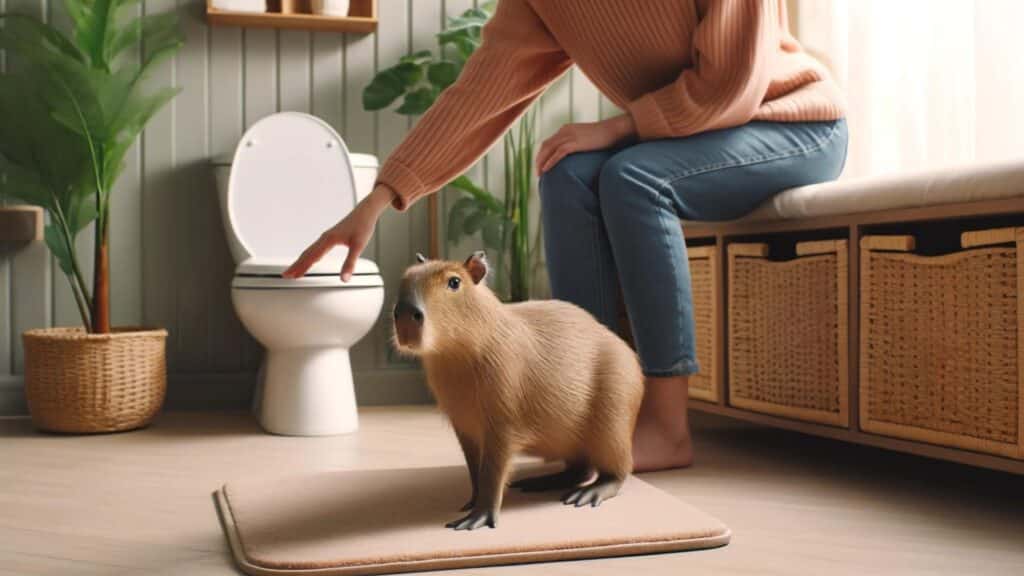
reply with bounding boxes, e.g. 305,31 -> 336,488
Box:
284,0 -> 848,472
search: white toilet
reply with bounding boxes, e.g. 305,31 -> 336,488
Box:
213,112 -> 384,436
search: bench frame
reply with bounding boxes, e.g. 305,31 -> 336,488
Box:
683,195 -> 1024,475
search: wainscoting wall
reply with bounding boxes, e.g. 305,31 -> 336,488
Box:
0,0 -> 621,414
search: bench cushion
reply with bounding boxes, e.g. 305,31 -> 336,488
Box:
691,158 -> 1024,224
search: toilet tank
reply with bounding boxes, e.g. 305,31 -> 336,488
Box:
349,153 -> 379,203
211,149 -> 378,265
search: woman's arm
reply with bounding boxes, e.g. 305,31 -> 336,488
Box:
626,0 -> 780,140
378,0 -> 572,210
285,0 -> 570,280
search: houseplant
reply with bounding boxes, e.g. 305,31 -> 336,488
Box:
0,1 -> 183,432
363,4 -> 540,302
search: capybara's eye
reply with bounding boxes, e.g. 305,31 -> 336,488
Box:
447,276 -> 461,291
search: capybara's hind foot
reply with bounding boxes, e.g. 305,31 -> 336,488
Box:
561,474 -> 623,508
511,463 -> 595,492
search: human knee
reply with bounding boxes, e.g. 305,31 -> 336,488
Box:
539,153 -> 600,211
597,152 -> 671,217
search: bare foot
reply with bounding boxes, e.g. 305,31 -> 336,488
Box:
631,375 -> 694,472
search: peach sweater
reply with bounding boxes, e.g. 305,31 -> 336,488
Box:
377,0 -> 846,211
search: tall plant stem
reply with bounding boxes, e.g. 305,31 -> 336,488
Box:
92,217 -> 110,333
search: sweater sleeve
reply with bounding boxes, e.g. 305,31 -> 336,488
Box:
376,0 -> 571,211
626,0 -> 779,141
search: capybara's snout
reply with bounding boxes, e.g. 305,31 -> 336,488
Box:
393,289 -> 424,350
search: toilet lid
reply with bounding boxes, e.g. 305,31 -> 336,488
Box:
228,112 -> 358,263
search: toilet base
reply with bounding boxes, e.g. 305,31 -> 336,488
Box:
256,347 -> 359,436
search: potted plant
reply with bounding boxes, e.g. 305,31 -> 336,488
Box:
0,1 -> 183,432
363,3 -> 540,302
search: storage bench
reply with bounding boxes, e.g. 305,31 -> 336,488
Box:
675,158 -> 1024,474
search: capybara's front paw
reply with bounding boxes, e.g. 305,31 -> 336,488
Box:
445,507 -> 497,530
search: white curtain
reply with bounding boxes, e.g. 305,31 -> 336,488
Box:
795,0 -> 1024,179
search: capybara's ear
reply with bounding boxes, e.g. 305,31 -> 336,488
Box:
415,252 -> 427,264
464,251 -> 488,284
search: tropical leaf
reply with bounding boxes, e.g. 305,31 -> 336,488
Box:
446,196 -> 476,244
0,160 -> 51,209
448,175 -> 502,212
107,12 -> 178,64
102,85 -> 181,188
463,208 -> 488,236
396,86 -> 438,115
482,214 -> 503,249
63,0 -> 138,71
45,223 -> 76,275
427,60 -> 459,91
0,14 -> 85,63
363,67 -> 409,110
399,49 -> 433,66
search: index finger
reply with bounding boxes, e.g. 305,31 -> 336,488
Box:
282,235 -> 337,278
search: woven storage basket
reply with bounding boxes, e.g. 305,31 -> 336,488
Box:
687,245 -> 720,402
22,327 -> 168,433
860,229 -> 1024,459
616,245 -> 720,402
727,240 -> 849,426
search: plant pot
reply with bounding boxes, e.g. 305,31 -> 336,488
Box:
22,327 -> 168,433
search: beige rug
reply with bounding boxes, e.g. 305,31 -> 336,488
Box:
213,465 -> 730,575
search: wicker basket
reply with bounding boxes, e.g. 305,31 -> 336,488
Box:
22,327 -> 168,433
860,229 -> 1024,459
616,245 -> 720,401
688,245 -> 720,402
727,240 -> 849,426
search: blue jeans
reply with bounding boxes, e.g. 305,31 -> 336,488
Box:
540,119 -> 848,377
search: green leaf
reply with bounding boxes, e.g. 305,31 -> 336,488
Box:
107,12 -> 180,65
0,14 -> 85,63
427,60 -> 459,91
45,223 -> 75,276
363,68 -> 408,110
482,215 -> 503,249
396,86 -> 438,115
448,175 -> 502,212
0,161 -> 50,209
399,49 -> 433,66
63,0 -> 150,71
393,61 -> 423,87
464,208 -> 488,236
446,196 -> 476,244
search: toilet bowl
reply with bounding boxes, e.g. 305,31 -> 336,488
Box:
213,112 -> 384,436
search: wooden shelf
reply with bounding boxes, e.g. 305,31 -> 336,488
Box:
0,205 -> 43,248
206,0 -> 377,33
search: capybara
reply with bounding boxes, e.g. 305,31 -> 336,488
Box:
393,251 -> 644,530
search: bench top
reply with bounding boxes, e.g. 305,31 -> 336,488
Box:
685,157 -> 1024,224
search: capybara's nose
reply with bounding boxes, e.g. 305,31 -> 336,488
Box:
394,300 -> 424,325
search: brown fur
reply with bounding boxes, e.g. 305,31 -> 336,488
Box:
393,254 -> 644,529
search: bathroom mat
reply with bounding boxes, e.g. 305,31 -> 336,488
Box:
213,465 -> 730,576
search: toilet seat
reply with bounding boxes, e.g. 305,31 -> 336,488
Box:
232,256 -> 383,289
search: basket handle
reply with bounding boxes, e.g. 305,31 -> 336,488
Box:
687,245 -> 715,259
728,242 -> 769,258
960,227 -> 1022,249
860,235 -> 915,252
795,239 -> 845,256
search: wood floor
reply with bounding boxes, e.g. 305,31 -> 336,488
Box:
2,406 -> 1022,576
